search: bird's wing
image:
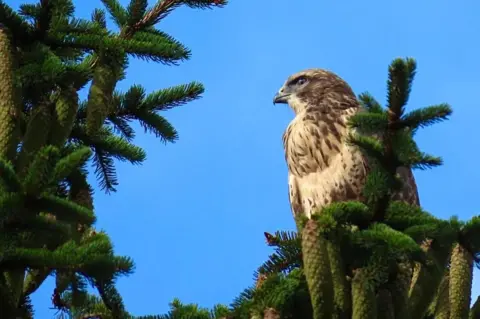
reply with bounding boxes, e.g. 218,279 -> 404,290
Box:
393,166 -> 420,206
288,175 -> 304,218
361,152 -> 420,206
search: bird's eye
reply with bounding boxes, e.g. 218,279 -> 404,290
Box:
297,77 -> 307,85
290,76 -> 308,86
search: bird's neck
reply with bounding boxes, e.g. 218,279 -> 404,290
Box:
301,105 -> 359,128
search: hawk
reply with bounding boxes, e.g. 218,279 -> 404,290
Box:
273,69 -> 419,219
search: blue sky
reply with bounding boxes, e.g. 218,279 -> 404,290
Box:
9,0 -> 480,316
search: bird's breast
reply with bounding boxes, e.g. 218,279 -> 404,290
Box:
288,149 -> 367,218
283,113 -> 368,218
283,116 -> 347,177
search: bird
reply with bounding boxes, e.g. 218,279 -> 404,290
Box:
273,69 -> 419,219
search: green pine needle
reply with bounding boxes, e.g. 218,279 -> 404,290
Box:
138,112 -> 178,143
95,280 -> 128,318
400,104 -> 453,130
347,133 -> 384,162
23,145 -> 60,195
52,146 -> 92,185
101,0 -> 128,27
91,8 -> 107,28
108,116 -> 136,141
0,157 -> 21,193
93,148 -> 118,193
348,112 -> 388,134
410,153 -> 443,170
0,193 -> 25,222
384,201 -> 437,231
123,84 -> 147,110
318,201 -> 372,228
358,92 -> 384,114
34,194 -> 95,225
127,0 -> 148,26
256,232 -> 302,278
354,223 -> 424,262
99,134 -> 146,164
386,57 -> 416,117
0,1 -> 32,43
143,82 -> 204,111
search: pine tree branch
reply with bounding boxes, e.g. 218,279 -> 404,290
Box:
101,0 -> 128,28
23,145 -> 60,195
0,157 -> 22,192
23,268 -> 51,296
52,146 -> 92,185
33,194 -> 96,224
127,0 -> 149,27
358,92 -> 384,114
138,0 -> 184,30
386,57 -> 416,118
137,111 -> 178,143
399,104 -> 452,131
95,280 -> 128,319
0,2 -> 33,45
142,82 -> 204,111
91,8 -> 107,28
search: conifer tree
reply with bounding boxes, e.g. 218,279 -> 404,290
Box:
56,59 -> 478,319
205,58 -> 480,319
0,0 -> 227,317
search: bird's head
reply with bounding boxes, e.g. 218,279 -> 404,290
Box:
273,68 -> 358,114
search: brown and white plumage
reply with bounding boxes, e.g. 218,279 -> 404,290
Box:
273,69 -> 419,219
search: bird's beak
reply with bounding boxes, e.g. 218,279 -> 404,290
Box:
273,92 -> 290,105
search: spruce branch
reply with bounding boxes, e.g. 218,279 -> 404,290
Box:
23,268 -> 51,297
318,201 -> 372,229
137,111 -> 178,142
138,0 -> 185,30
0,193 -> 24,221
383,201 -> 437,232
143,82 -> 204,111
127,0 -> 149,27
71,125 -> 146,192
92,148 -> 118,193
348,112 -> 388,134
95,279 -> 128,319
400,104 -> 452,131
91,8 -> 107,28
0,157 -> 22,193
0,2 -> 33,45
136,0 -> 226,33
101,0 -> 128,28
353,223 -> 425,263
358,92 -> 384,114
347,133 -> 385,163
108,115 -> 136,141
23,145 -> 60,195
256,231 -> 302,278
33,194 -> 96,225
471,296 -> 480,319
386,57 -> 416,118
51,146 -> 92,185
409,153 -> 443,170
132,28 -> 191,61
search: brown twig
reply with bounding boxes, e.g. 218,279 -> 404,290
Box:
136,0 -> 181,31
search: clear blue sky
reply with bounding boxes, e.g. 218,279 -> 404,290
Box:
9,0 -> 480,317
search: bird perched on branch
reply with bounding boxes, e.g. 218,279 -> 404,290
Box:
273,69 -> 419,219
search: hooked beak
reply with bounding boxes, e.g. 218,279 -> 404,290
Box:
273,92 -> 290,105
